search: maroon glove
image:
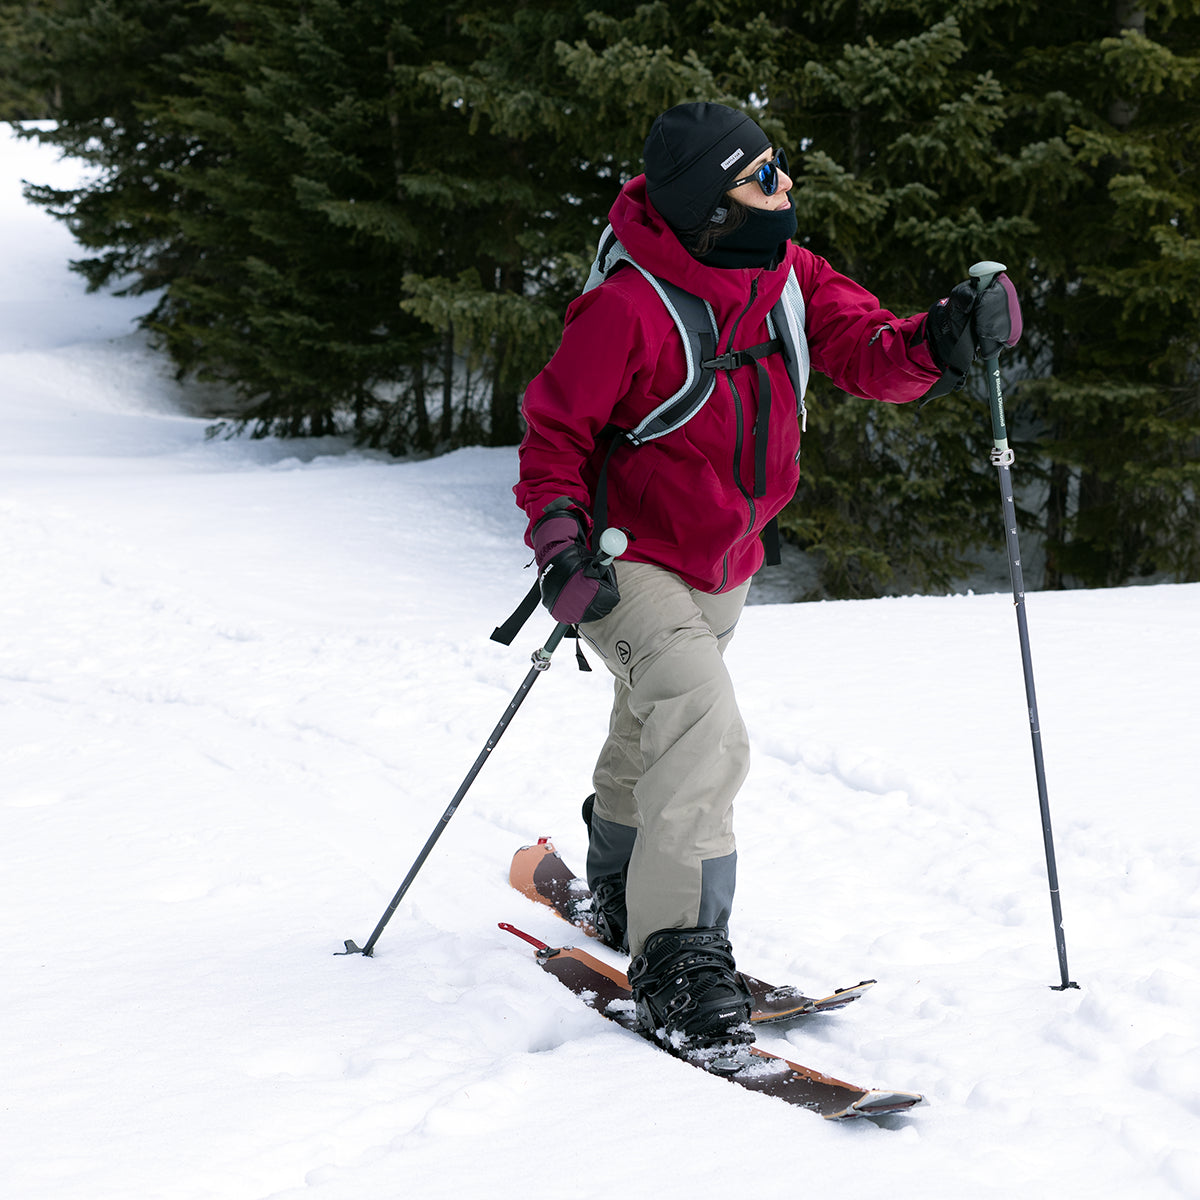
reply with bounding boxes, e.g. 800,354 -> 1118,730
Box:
924,272 -> 1023,399
531,503 -> 620,625
974,272 -> 1023,358
925,280 -> 978,395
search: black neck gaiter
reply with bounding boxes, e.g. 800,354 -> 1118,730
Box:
699,198 -> 798,270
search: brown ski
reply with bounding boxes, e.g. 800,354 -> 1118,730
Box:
499,922 -> 923,1120
510,839 -> 875,1025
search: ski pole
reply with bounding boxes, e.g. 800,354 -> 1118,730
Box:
969,260 -> 1078,991
339,526 -> 629,958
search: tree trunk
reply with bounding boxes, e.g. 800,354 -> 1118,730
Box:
1109,2 -> 1146,128
1042,461 -> 1070,590
440,323 -> 454,444
412,356 -> 431,452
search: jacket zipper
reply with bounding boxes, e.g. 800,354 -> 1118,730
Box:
718,278 -> 760,592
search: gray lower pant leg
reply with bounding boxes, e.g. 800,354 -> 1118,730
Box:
585,801 -> 637,886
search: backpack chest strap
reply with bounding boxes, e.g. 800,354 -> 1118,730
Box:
701,337 -> 782,374
703,337 -> 783,499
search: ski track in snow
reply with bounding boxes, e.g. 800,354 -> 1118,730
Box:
3,127 -> 1200,1200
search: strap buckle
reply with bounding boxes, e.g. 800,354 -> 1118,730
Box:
701,351 -> 743,372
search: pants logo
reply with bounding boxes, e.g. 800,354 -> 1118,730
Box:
615,640 -> 632,665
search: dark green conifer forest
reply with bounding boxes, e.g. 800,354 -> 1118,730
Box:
2,1 -> 1197,596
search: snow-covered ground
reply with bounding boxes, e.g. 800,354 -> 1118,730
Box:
3,124 -> 1199,1200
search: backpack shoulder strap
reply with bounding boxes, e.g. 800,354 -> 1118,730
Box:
584,227 -> 719,446
756,267 -> 811,567
768,266 -> 811,430
584,225 -> 623,293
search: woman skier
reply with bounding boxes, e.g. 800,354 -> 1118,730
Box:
514,101 -> 1021,1051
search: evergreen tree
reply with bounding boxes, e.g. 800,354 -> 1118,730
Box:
0,2 -> 55,119
1003,1 -> 1200,587
764,9 -> 1016,596
6,0 -> 1198,593
399,0 -> 662,447
3,0 -> 226,297
726,0 -> 1200,593
497,3 -> 1011,596
149,0 -> 444,442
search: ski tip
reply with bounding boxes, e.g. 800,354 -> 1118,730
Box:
513,838 -> 556,853
831,979 -> 876,996
827,1090 -> 925,1120
510,839 -> 558,892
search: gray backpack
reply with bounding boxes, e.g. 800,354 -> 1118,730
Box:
493,229 -> 810,648
584,224 -> 811,546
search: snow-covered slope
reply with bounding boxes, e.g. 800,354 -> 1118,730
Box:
2,126 -> 1198,1200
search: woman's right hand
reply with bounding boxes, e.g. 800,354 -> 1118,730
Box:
531,503 -> 620,625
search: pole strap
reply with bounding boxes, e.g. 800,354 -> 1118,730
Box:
491,578 -> 542,646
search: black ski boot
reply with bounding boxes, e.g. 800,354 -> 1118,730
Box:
589,874 -> 629,953
627,927 -> 754,1051
581,794 -> 629,953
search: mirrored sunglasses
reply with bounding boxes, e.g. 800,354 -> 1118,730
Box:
728,149 -> 789,196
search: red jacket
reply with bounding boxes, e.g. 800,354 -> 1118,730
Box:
516,176 -> 941,593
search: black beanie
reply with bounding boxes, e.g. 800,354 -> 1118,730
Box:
644,102 -> 771,234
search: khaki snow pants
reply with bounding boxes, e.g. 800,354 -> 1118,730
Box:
577,560 -> 751,956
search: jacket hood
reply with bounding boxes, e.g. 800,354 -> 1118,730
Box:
608,175 -> 791,311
